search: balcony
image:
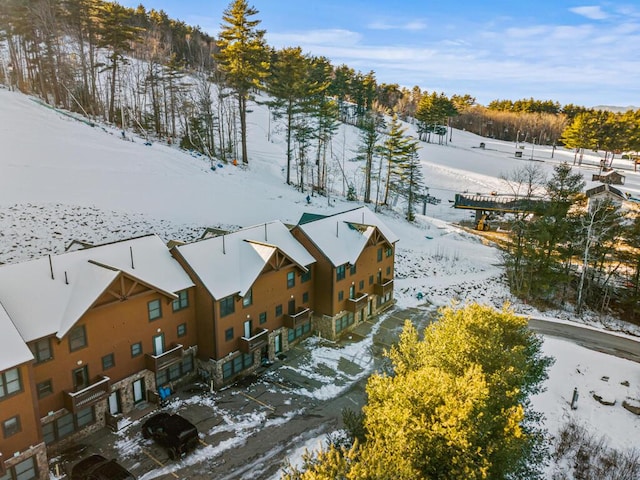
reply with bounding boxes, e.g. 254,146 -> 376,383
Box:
346,292 -> 368,313
239,328 -> 268,354
374,278 -> 394,297
283,307 -> 312,329
144,344 -> 184,373
63,376 -> 110,413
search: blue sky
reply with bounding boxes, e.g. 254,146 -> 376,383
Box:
119,0 -> 640,108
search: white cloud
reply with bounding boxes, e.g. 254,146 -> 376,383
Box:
569,5 -> 609,20
268,29 -> 362,48
367,20 -> 427,31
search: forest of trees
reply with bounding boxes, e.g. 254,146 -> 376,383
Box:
2,0 -> 639,204
500,162 -> 640,320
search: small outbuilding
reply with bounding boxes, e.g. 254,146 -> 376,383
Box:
591,170 -> 625,185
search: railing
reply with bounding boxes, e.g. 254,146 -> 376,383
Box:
144,344 -> 184,372
283,307 -> 312,329
63,376 -> 110,413
374,278 -> 394,297
346,292 -> 368,313
239,328 -> 268,354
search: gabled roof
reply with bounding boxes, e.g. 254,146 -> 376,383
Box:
296,206 -> 399,267
0,235 -> 194,343
0,302 -> 33,372
586,184 -> 626,201
175,221 -> 316,300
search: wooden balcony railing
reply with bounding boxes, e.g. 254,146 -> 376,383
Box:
373,278 -> 394,297
63,376 -> 110,413
239,328 -> 268,354
144,344 -> 184,373
346,292 -> 368,313
283,307 -> 312,329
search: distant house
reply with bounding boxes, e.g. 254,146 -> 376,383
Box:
172,221 -> 316,387
591,170 -> 625,185
585,184 -> 627,209
292,206 -> 399,341
0,235 -> 197,456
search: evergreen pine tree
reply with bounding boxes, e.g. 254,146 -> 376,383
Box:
215,0 -> 269,165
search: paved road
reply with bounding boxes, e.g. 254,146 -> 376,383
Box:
528,317 -> 640,363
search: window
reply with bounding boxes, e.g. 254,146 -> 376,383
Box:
287,321 -> 311,343
242,288 -> 253,307
386,266 -> 391,275
68,325 -> 87,352
0,368 -> 22,398
3,416 -> 20,438
377,248 -> 383,262
302,292 -> 309,303
148,299 -> 162,321
369,275 -> 374,285
275,304 -> 283,317
259,312 -> 267,324
172,290 -> 189,311
338,291 -> 344,301
349,285 -> 355,299
177,323 -> 187,337
131,342 -> 142,358
36,380 -> 53,399
102,353 -> 115,371
1,456 -> 37,480
336,264 -> 346,281
220,295 -> 235,317
225,328 -> 234,341
42,408 -> 95,445
222,353 -> 254,379
30,338 -> 52,363
386,247 -> 393,258
301,270 -> 311,283
56,412 -> 75,439
156,354 -> 194,386
287,271 -> 295,288
359,280 -> 364,290
350,264 -> 356,275
76,407 -> 94,428
336,312 -> 355,333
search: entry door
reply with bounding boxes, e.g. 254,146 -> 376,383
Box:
108,391 -> 121,415
73,365 -> 89,390
244,319 -> 252,338
153,334 -> 165,355
274,334 -> 282,354
133,378 -> 145,404
288,299 -> 296,315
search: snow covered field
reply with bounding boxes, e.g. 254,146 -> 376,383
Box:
2,87 -> 639,477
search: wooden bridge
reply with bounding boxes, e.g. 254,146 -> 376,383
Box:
453,193 -> 547,214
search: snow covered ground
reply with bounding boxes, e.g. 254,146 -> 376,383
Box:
2,87 -> 639,478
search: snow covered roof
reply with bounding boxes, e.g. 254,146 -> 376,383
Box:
175,221 -> 316,300
0,302 -> 33,372
0,235 -> 194,343
296,206 -> 399,267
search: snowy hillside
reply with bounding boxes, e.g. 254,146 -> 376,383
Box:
2,87 -> 640,478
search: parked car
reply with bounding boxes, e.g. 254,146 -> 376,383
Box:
71,454 -> 135,480
141,412 -> 199,459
